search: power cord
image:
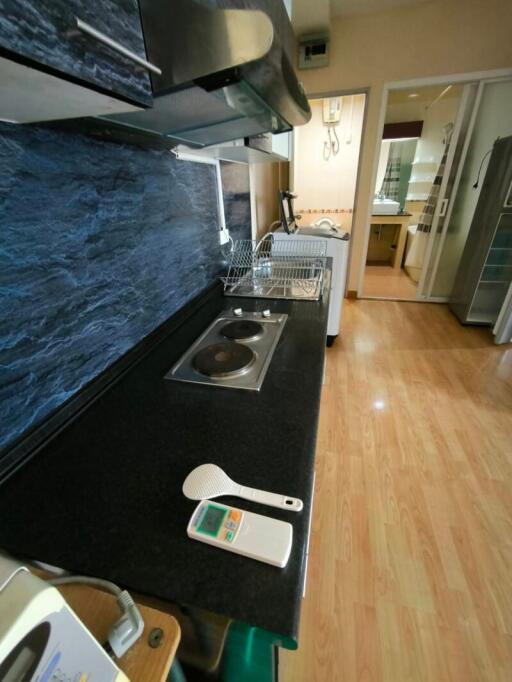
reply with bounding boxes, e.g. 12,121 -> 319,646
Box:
331,126 -> 340,155
473,139 -> 500,189
220,232 -> 234,261
48,576 -> 144,659
323,127 -> 340,160
323,134 -> 331,160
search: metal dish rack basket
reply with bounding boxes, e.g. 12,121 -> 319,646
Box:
221,237 -> 327,300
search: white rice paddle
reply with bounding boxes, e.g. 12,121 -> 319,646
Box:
183,463 -> 303,512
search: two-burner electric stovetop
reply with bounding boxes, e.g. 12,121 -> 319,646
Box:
165,308 -> 287,390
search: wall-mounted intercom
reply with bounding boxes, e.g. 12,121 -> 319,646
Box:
298,34 -> 329,70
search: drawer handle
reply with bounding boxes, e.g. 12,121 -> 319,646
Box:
75,17 -> 162,75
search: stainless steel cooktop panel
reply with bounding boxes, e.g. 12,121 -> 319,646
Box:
164,310 -> 288,391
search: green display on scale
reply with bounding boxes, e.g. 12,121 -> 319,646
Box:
197,504 -> 227,537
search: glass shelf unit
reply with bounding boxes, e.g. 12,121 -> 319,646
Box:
468,212 -> 512,323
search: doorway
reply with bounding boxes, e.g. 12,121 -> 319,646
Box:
362,83 -> 466,299
424,78 -> 512,300
361,75 -> 512,304
291,92 -> 367,234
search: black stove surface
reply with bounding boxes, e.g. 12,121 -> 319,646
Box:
221,319 -> 264,341
192,341 -> 255,378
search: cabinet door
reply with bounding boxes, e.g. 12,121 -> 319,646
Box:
0,0 -> 152,106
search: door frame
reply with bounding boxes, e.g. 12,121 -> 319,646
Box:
357,66 -> 512,300
421,75 -> 512,300
289,87 -> 370,294
415,82 -> 476,301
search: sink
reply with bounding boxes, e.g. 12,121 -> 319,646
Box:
373,198 -> 400,215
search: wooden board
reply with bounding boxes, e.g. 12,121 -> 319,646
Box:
54,583 -> 180,682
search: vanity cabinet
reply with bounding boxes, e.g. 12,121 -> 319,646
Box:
0,0 -> 153,106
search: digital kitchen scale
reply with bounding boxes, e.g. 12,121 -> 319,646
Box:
187,501 -> 293,568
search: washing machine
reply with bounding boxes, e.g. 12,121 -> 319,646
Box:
273,196 -> 350,345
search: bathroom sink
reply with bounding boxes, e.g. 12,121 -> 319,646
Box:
373,199 -> 400,215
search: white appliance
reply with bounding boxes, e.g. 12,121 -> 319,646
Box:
323,97 -> 341,125
0,555 -> 128,682
275,193 -> 350,344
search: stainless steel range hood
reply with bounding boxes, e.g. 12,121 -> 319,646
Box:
102,0 -> 311,147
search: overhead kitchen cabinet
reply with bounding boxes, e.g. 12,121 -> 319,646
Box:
0,0 -> 159,123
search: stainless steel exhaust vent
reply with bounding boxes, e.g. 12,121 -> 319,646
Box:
103,0 -> 311,147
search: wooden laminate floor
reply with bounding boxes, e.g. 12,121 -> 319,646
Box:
363,265 -> 418,300
281,300 -> 512,682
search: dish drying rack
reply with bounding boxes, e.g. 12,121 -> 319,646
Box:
221,238 -> 327,300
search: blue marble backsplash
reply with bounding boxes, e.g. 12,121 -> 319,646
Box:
0,123 -> 251,454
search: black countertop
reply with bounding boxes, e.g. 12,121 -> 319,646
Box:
0,282 -> 329,640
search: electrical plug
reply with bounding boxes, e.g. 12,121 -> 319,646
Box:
107,590 -> 144,659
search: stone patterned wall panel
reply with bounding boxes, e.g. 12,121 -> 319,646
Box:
0,123 -> 251,453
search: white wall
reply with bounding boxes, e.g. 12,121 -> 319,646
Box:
293,94 -> 365,224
